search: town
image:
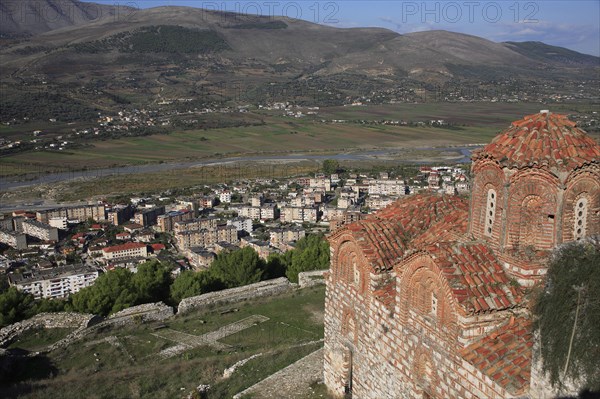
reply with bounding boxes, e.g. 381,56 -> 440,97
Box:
0,163 -> 470,299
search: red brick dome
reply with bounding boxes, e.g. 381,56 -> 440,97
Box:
473,111 -> 600,171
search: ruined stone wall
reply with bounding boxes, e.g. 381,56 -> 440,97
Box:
298,270 -> 327,288
0,312 -> 94,348
178,277 -> 293,315
106,302 -> 174,326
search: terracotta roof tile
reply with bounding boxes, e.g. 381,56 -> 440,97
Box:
329,194 -> 468,271
460,317 -> 532,395
472,111 -> 600,171
428,242 -> 522,314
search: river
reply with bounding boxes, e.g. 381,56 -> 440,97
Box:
0,146 -> 478,191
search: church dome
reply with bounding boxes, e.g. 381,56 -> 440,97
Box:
472,111 -> 600,172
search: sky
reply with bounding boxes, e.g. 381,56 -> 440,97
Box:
86,1 -> 600,56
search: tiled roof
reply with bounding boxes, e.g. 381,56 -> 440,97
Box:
330,194 -> 468,271
473,111 -> 600,171
428,242 -> 521,314
332,194 -> 522,315
460,316 -> 533,395
103,242 -> 146,253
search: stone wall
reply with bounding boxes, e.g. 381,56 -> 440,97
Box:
2,277 -> 305,352
178,277 -> 293,315
298,270 -> 327,288
0,312 -> 94,348
106,302 -> 174,326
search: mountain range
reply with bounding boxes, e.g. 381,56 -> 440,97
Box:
1,0 -> 598,120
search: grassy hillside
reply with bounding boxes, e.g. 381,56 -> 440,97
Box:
0,286 -> 328,399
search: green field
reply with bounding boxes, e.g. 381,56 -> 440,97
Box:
1,102 -> 552,177
1,286 -> 328,399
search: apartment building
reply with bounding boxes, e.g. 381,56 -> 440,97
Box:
8,264 -> 99,299
227,217 -> 253,233
134,206 -> 166,227
49,217 -> 68,230
186,247 -> 216,270
157,210 -> 194,232
107,205 -> 134,226
0,229 -> 27,250
270,227 -> 305,249
365,195 -> 395,211
174,217 -> 218,233
280,206 -> 318,223
22,219 -> 59,241
368,179 -> 406,196
36,204 -> 106,224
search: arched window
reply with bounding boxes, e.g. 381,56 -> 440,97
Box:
574,197 -> 589,240
351,253 -> 361,288
484,189 -> 497,237
431,293 -> 438,318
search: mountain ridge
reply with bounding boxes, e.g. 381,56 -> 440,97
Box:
0,1 -> 597,119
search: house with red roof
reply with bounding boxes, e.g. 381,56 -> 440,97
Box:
324,111 -> 600,399
116,232 -> 132,241
102,242 -> 148,261
150,243 -> 165,254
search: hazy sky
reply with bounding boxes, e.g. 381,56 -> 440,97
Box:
87,1 -> 600,56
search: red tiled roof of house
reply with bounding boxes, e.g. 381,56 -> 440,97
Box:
330,194 -> 468,271
460,316 -> 533,395
151,243 -> 165,251
102,242 -> 146,253
429,242 -> 521,314
473,111 -> 600,171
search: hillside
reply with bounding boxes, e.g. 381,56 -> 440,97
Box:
0,2 -> 598,125
0,0 -> 136,38
0,285 -> 327,399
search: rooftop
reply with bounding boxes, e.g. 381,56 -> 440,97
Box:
460,316 -> 533,395
103,242 -> 147,253
329,194 -> 468,272
8,264 -> 98,285
473,111 -> 600,171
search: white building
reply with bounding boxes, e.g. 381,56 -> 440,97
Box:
8,265 -> 99,299
49,217 -> 68,230
0,229 -> 27,250
368,179 -> 405,196
22,219 -> 59,241
219,190 -> 231,203
227,217 -> 253,233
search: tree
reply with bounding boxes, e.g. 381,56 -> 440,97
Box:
533,239 -> 600,392
170,270 -> 223,303
210,247 -> 266,288
70,268 -> 137,315
133,260 -> 171,303
265,252 -> 289,279
0,287 -> 35,327
286,235 -> 329,283
323,159 -> 339,175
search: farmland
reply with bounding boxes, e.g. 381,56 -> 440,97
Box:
0,102 -> 550,178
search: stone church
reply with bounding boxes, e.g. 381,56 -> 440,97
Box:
324,111 -> 600,399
